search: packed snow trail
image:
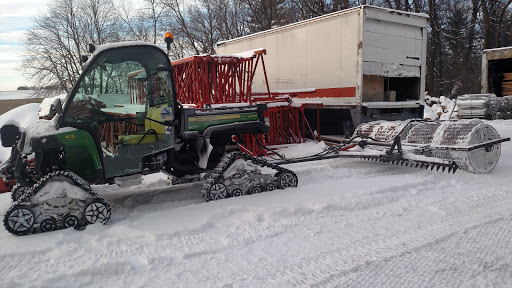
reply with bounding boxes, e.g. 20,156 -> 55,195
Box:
0,121 -> 511,287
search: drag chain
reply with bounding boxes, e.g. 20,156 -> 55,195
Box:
3,171 -> 111,236
201,152 -> 298,202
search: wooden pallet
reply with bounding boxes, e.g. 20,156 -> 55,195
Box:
503,73 -> 512,96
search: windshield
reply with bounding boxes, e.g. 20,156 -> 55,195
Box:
63,45 -> 174,126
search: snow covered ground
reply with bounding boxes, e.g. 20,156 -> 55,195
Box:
1,105 -> 512,287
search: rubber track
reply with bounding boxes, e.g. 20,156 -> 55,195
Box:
3,171 -> 111,235
201,152 -> 297,201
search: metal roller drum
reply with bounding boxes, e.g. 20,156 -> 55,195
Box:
405,120 -> 502,173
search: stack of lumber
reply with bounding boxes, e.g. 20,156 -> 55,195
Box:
503,72 -> 512,96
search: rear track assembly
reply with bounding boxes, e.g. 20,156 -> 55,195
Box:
201,152 -> 298,201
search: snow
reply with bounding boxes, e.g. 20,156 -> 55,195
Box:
0,103 -> 40,162
2,102 -> 512,286
424,94 -> 459,120
232,48 -> 265,59
483,46 -> 512,53
21,117 -> 76,154
38,94 -> 67,119
363,101 -> 422,109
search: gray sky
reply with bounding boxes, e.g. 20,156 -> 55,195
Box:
0,0 -> 49,91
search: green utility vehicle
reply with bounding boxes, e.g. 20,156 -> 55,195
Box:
0,40 -> 297,235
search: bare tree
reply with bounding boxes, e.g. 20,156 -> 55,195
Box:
116,0 -> 153,41
19,0 -> 120,95
143,0 -> 167,44
481,0 -> 512,49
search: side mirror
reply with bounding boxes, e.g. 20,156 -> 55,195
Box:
53,98 -> 63,115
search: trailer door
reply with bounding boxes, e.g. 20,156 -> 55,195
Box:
361,13 -> 425,102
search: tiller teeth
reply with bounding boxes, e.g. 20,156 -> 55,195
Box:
355,154 -> 458,174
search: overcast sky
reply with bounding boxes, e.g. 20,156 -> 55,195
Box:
0,0 -> 49,91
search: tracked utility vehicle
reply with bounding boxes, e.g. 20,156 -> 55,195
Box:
0,38 -> 297,235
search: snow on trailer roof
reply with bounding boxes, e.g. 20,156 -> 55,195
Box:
217,5 -> 428,46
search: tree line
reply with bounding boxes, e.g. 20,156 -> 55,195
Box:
21,0 -> 512,97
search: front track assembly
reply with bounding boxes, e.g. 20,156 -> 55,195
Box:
3,171 -> 111,235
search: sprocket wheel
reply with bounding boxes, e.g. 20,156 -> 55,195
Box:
208,183 -> 228,200
276,171 -> 298,189
11,184 -> 28,202
4,206 -> 35,235
40,217 -> 57,232
84,201 -> 110,224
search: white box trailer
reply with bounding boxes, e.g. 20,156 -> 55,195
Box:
216,5 -> 428,134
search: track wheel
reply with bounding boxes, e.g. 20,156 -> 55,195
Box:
232,188 -> 243,197
251,185 -> 263,194
63,215 -> 79,228
208,183 -> 228,200
276,171 -> 298,189
84,201 -> 110,224
4,206 -> 35,235
266,183 -> 276,191
11,184 -> 28,202
40,217 -> 57,232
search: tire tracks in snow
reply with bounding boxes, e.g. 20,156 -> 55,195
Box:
230,193 -> 512,287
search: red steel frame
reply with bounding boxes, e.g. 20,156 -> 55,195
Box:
172,49 -> 268,107
171,50 -> 325,155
